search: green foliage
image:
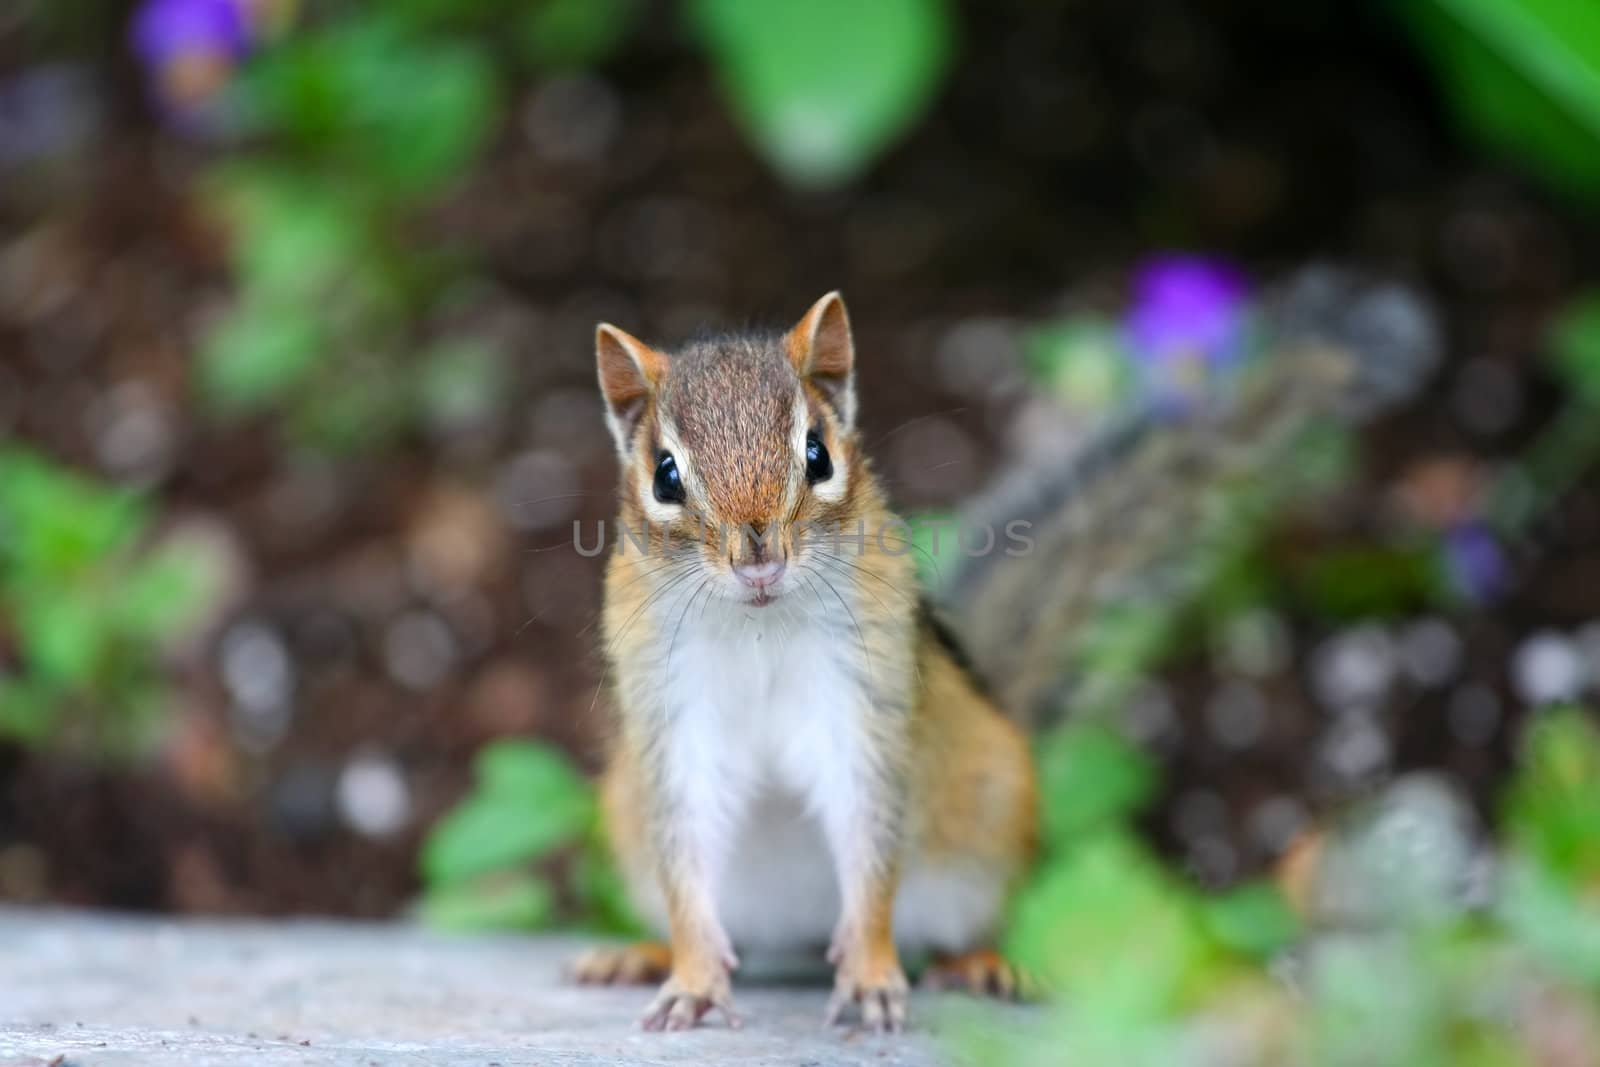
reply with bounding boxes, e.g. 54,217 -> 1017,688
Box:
0,450 -> 217,758
419,740 -> 639,934
1198,881 -> 1301,960
240,20 -> 497,198
1550,290 -> 1600,402
1023,317 -> 1136,413
1497,709 -> 1600,985
1503,709 -> 1600,882
961,710 -> 1600,1066
1034,723 -> 1156,848
518,0 -> 638,70
422,741 -> 593,884
199,8 -> 503,450
689,0 -> 952,188
1402,0 -> 1600,201
1486,290 -> 1600,534
1007,829 -> 1226,1013
1294,542 -> 1447,620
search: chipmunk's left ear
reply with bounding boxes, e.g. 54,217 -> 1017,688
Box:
596,322 -> 669,454
787,291 -> 856,428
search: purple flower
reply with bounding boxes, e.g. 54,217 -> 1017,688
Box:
1443,521 -> 1509,603
1123,255 -> 1251,411
132,0 -> 249,68
130,0 -> 250,120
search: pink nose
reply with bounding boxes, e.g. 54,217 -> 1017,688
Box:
734,559 -> 786,590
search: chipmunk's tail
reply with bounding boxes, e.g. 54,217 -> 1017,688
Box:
941,268 -> 1441,727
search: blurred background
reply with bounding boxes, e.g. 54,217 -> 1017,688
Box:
4,0 -> 1600,1059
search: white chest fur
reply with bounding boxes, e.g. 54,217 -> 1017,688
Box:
632,590 -> 1004,954
649,596 -> 865,947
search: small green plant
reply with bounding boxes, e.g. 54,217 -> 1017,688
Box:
419,740 -> 639,933
0,450 -> 218,759
199,11 -> 503,450
955,711 -> 1600,1067
1498,708 -> 1600,987
182,0 -> 955,449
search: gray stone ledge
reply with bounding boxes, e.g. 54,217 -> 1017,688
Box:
0,908 -> 1019,1066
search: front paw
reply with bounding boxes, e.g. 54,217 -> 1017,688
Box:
640,969 -> 741,1031
825,958 -> 910,1034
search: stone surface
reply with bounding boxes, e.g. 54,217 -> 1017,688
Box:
0,909 -> 1010,1066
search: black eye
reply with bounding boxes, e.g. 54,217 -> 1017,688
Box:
653,451 -> 686,505
805,431 -> 832,484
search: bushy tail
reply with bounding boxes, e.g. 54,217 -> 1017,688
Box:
942,268 -> 1441,726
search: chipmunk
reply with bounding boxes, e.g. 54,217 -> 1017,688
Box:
571,275 -> 1436,1033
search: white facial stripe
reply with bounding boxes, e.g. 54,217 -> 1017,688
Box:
639,414 -> 699,526
787,393 -> 811,506
808,400 -> 849,504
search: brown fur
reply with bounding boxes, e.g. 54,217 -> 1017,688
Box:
589,293 -> 1038,1033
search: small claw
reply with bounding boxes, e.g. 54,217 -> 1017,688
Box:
640,993 -> 670,1031
823,987 -> 848,1028
712,992 -> 743,1029
666,996 -> 701,1031
862,992 -> 885,1033
824,978 -> 909,1033
886,990 -> 908,1033
990,963 -> 1017,1000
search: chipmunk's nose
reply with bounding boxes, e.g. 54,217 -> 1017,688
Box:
734,559 -> 786,590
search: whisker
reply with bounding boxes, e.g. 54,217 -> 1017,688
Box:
809,549 -> 917,604
667,577 -> 713,678
810,555 -> 895,618
586,564 -> 705,719
513,491 -> 607,507
870,407 -> 969,450
871,534 -> 942,575
810,571 -> 873,685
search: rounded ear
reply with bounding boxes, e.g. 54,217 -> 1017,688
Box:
786,291 -> 856,427
596,323 -> 668,452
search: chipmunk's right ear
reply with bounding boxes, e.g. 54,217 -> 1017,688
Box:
787,291 -> 857,428
596,323 -> 668,451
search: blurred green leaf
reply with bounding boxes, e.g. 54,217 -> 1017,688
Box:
1007,829 -> 1221,1015
0,682 -> 53,744
1294,543 -> 1444,621
1035,724 -> 1156,848
690,0 -> 951,188
219,174 -> 368,301
421,741 -> 594,885
1498,854 -> 1600,988
520,0 -> 637,69
202,302 -> 324,413
243,21 -> 498,196
903,511 -> 958,591
1550,291 -> 1600,402
0,450 -> 143,576
1503,708 -> 1600,882
20,595 -> 102,686
1403,0 -> 1600,200
1025,318 -> 1136,411
113,548 -> 216,642
0,449 -> 201,759
571,841 -> 645,936
1199,882 -> 1300,961
419,871 -> 557,931
1308,935 -> 1448,1067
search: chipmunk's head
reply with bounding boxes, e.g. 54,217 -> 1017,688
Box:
595,292 -> 864,608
